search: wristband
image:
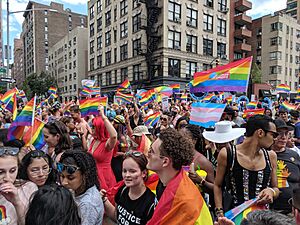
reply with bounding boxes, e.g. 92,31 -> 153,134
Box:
267,187 -> 276,197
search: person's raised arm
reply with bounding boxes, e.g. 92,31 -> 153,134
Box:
98,105 -> 117,151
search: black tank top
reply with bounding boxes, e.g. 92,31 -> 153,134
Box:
227,146 -> 272,207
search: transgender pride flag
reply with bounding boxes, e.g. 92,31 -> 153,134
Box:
190,102 -> 226,128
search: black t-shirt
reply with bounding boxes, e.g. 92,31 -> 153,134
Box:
69,132 -> 83,150
271,149 -> 300,213
115,185 -> 156,225
156,179 -> 166,201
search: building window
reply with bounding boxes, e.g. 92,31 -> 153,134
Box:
133,14 -> 141,33
120,44 -> 128,60
168,30 -> 181,49
270,37 -> 282,46
106,72 -> 112,85
205,0 -> 214,8
218,0 -> 227,11
217,19 -> 226,36
73,84 -> 77,91
269,51 -> 282,60
186,35 -> 197,53
203,38 -> 213,56
73,37 -> 77,45
168,59 -> 180,77
120,0 -> 128,17
90,40 -> 95,54
120,21 -> 128,38
270,66 -> 282,74
133,64 -> 141,81
90,58 -> 94,71
114,48 -> 117,63
186,8 -> 197,27
90,23 -> 95,37
97,54 -> 102,68
105,10 -> 111,27
186,61 -> 197,78
97,35 -> 102,50
203,14 -> 213,32
97,0 -> 102,13
105,51 -> 111,65
105,0 -> 111,7
203,63 -> 212,71
73,60 -> 76,68
168,1 -> 181,22
97,17 -> 102,32
74,72 -> 77,80
90,5 -> 95,19
217,42 -> 226,58
271,22 -> 283,31
105,31 -> 111,46
121,67 -> 128,81
133,38 -> 141,57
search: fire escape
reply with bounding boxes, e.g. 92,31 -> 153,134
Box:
139,0 -> 162,87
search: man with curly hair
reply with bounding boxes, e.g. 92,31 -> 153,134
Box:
147,128 -> 213,225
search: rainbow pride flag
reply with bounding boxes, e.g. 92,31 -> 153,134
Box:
203,93 -> 215,101
0,88 -> 18,105
190,102 -> 226,128
48,87 -> 57,94
155,86 -> 173,97
295,95 -> 300,102
246,102 -> 257,109
243,108 -> 264,118
147,169 -> 213,225
137,134 -> 152,155
225,198 -> 265,225
118,79 -> 131,91
191,57 -> 252,93
180,93 -> 188,101
23,118 -> 46,150
139,90 -> 156,106
79,97 -> 107,117
80,87 -> 91,96
281,101 -> 296,111
170,84 -> 180,93
6,93 -> 17,120
11,96 -> 36,126
115,92 -> 133,104
276,84 -> 290,93
144,112 -> 160,127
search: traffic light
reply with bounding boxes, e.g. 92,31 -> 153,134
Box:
216,58 -> 220,66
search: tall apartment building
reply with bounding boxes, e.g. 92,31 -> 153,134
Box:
12,38 -> 24,88
87,0 -> 230,94
21,1 -> 87,81
286,0 -> 300,20
48,27 -> 88,102
250,12 -> 300,91
229,0 -> 252,62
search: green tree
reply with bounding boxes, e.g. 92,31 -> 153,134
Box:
22,71 -> 57,98
251,62 -> 262,84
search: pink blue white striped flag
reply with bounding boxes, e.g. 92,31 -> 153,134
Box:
190,102 -> 226,128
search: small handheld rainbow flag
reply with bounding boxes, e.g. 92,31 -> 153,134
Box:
144,112 -> 160,127
48,87 -> 57,94
170,84 -> 180,93
0,88 -> 18,105
139,90 -> 156,106
11,96 -> 36,126
246,102 -> 257,109
115,92 -> 133,104
276,84 -> 290,93
281,101 -> 297,111
118,79 -> 131,91
6,93 -> 18,120
79,97 -> 107,117
203,93 -> 215,101
179,93 -> 188,101
23,118 -> 46,150
243,108 -> 264,118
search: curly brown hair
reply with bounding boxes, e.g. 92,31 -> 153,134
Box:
159,128 -> 194,170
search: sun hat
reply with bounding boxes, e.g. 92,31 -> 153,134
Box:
132,125 -> 151,136
113,115 -> 125,125
202,121 -> 245,143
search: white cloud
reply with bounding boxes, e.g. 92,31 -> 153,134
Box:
248,0 -> 286,18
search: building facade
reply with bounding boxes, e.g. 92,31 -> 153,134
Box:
21,1 -> 87,81
48,27 -> 88,102
0,0 -> 3,67
250,12 -> 300,91
229,0 -> 252,62
87,0 -> 230,94
12,38 -> 24,88
286,0 -> 300,20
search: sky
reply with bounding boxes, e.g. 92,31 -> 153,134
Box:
2,0 -> 287,64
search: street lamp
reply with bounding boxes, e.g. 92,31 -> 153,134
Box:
6,0 -> 57,90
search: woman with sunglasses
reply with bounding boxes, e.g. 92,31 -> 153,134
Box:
89,105 -> 118,190
58,150 -> 104,225
18,151 -> 57,187
43,120 -> 72,164
0,139 -> 38,225
101,151 -> 156,225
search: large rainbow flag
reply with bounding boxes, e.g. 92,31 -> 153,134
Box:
276,84 -> 290,93
190,102 -> 226,128
190,57 -> 252,93
147,169 -> 213,225
23,118 -> 46,150
79,97 -> 107,117
281,101 -> 297,111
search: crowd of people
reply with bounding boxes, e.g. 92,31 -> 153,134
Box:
0,93 -> 300,225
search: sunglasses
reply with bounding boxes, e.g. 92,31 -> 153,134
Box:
161,117 -> 168,121
124,150 -> 143,158
56,162 -> 80,174
0,147 -> 20,156
30,150 -> 46,158
262,129 -> 279,138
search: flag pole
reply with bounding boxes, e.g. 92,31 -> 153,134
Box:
30,94 -> 37,144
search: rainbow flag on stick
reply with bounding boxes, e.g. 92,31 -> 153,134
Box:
190,102 -> 226,128
246,102 -> 257,109
0,88 -> 18,105
79,97 -> 107,117
180,93 -> 188,101
144,112 -> 160,127
243,108 -> 264,118
23,118 -> 46,150
147,169 -> 213,225
281,101 -> 297,111
115,92 -> 133,104
276,84 -> 290,93
48,87 -> 57,94
225,198 -> 265,225
190,57 -> 252,93
139,90 -> 156,106
5,93 -> 18,120
170,84 -> 180,93
118,79 -> 131,91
